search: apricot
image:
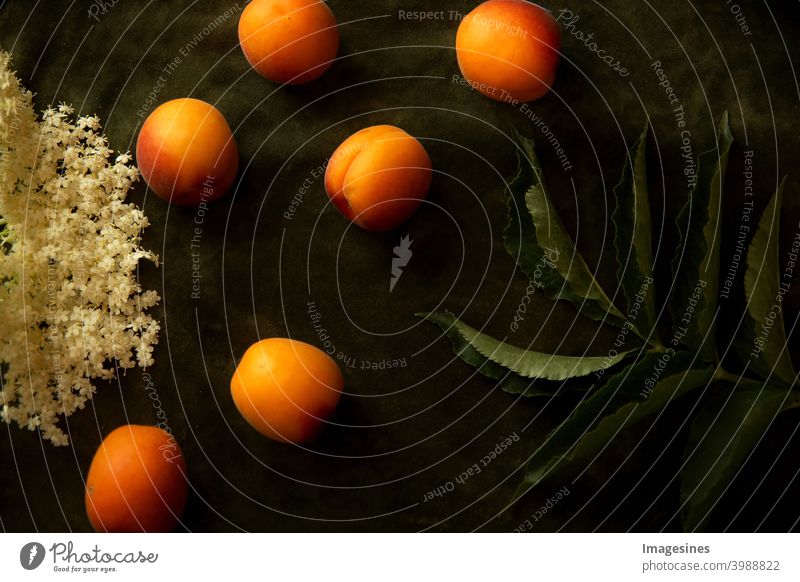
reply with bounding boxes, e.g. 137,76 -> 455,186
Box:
136,98 -> 238,206
85,425 -> 188,533
231,338 -> 344,444
324,125 -> 432,232
456,0 -> 561,102
238,0 -> 339,84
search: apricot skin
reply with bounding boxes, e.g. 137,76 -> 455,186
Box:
456,0 -> 561,102
324,125 -> 432,232
238,0 -> 339,84
136,98 -> 238,206
84,425 -> 188,533
230,338 -> 344,444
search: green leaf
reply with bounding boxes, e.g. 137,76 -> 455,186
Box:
671,112 -> 733,361
613,126 -> 660,344
503,132 -> 629,330
733,179 -> 796,386
418,312 -> 626,387
680,380 -> 794,531
415,311 -> 544,396
517,351 -> 714,494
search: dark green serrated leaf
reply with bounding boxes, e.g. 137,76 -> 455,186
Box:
517,351 -> 714,495
671,112 -> 733,362
733,179 -> 795,386
418,311 -> 626,387
503,132 -> 629,330
680,380 -> 794,531
416,312 -> 546,397
613,126 -> 660,344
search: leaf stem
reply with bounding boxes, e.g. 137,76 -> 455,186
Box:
625,318 -> 663,350
713,368 -> 741,384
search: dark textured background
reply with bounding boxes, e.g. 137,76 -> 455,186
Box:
1,0 -> 799,532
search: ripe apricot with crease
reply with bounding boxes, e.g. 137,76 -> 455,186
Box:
324,125 -> 432,232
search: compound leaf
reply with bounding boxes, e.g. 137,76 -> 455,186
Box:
733,179 -> 795,386
503,132 -> 629,330
418,312 -> 626,390
671,112 -> 733,362
517,351 -> 714,495
613,125 -> 660,344
680,380 -> 795,531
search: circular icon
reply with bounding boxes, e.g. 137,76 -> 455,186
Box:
19,542 -> 45,570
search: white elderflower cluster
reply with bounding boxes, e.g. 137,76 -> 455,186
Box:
0,51 -> 160,446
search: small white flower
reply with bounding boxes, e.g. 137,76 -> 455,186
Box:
0,51 -> 160,446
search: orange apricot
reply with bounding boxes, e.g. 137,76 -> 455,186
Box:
238,0 -> 339,84
324,125 -> 432,232
85,425 -> 188,533
456,0 -> 561,102
136,98 -> 238,206
230,338 -> 344,444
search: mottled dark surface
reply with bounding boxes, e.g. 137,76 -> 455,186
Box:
1,0 -> 799,532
